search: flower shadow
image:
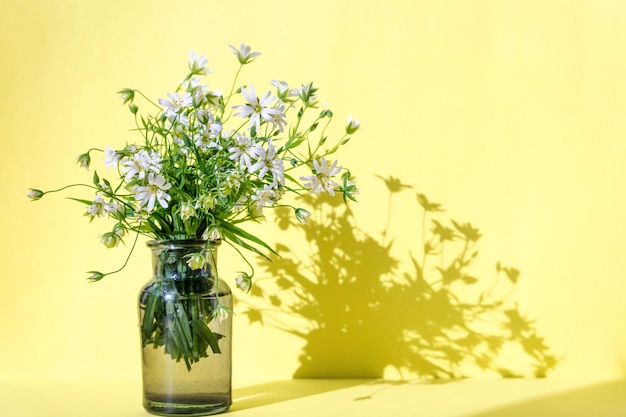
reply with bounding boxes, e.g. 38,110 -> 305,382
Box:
243,175 -> 559,379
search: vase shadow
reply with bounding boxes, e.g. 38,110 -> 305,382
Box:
230,379 -> 372,411
244,174 -> 559,379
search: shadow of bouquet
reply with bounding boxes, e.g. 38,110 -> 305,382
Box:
241,175 -> 558,379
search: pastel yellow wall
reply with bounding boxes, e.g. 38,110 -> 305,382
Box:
2,0 -> 626,384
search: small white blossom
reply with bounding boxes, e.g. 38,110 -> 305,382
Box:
203,226 -> 222,241
269,103 -> 287,132
87,194 -> 107,218
271,79 -> 292,102
234,273 -> 252,292
229,43 -> 261,65
195,194 -> 217,211
228,132 -> 255,170
132,173 -> 172,212
180,202 -> 196,221
103,200 -> 121,214
300,157 -> 342,196
249,138 -> 285,186
251,184 -> 277,213
121,150 -> 162,181
104,146 -> 120,169
159,92 -> 193,120
214,305 -> 230,322
188,51 -> 210,75
294,82 -> 318,106
233,85 -> 283,132
226,170 -> 243,190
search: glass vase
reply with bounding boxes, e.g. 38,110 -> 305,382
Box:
138,239 -> 232,416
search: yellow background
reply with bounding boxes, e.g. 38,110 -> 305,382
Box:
2,0 -> 626,395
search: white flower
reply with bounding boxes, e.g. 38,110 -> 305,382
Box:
104,146 -> 120,169
346,116 -> 360,134
188,51 -> 210,75
214,305 -> 230,322
202,226 -> 222,241
269,103 -> 287,132
87,194 -> 107,218
233,194 -> 249,212
132,173 -> 172,212
229,43 -> 261,65
195,194 -> 217,211
103,200 -> 121,214
226,170 -> 243,190
228,132 -> 255,170
251,184 -> 277,213
249,138 -> 285,186
194,131 -> 222,153
158,92 -> 193,119
184,76 -> 217,106
120,150 -> 162,181
300,157 -> 342,196
271,79 -> 292,101
234,273 -> 252,292
180,202 -> 196,221
294,82 -> 318,106
233,85 -> 283,132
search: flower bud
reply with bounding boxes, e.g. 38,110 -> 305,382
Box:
118,88 -> 135,104
345,116 -> 360,134
27,189 -> 44,201
180,202 -> 196,221
202,226 -> 222,242
185,252 -> 206,270
214,305 -> 231,322
295,208 -> 312,225
234,273 -> 252,292
75,152 -> 91,170
100,232 -> 121,248
87,271 -> 105,282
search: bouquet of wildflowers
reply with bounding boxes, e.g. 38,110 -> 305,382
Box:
28,44 -> 359,366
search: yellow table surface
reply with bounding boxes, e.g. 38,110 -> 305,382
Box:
1,377 -> 625,417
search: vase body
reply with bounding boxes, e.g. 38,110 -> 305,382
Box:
138,240 -> 232,416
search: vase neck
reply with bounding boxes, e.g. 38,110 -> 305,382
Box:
148,240 -> 218,281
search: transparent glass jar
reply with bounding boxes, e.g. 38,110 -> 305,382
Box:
138,240 -> 232,416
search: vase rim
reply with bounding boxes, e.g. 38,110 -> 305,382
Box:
146,239 -> 221,249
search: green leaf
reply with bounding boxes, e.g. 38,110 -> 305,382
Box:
140,289 -> 159,343
218,220 -> 278,259
182,132 -> 208,176
191,319 -> 222,354
67,197 -> 95,206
